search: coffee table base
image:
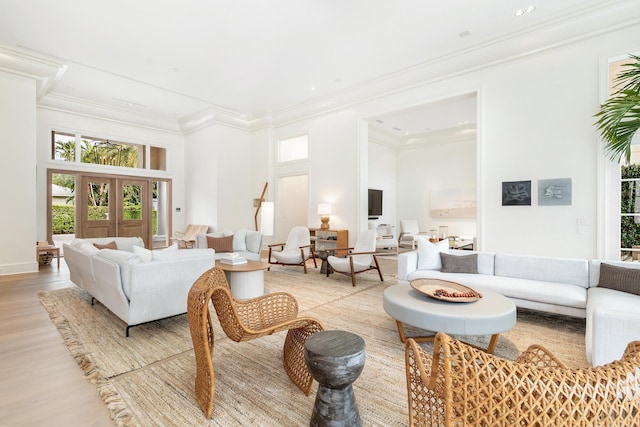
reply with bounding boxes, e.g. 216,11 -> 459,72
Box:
394,320 -> 500,354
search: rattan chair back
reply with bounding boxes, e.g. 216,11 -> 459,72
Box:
405,332 -> 640,426
187,267 -> 325,418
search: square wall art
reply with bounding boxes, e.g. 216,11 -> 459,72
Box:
502,180 -> 531,206
538,178 -> 572,206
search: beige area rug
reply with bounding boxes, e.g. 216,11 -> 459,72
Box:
38,266 -> 588,426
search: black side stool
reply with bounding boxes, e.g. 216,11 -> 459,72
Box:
304,330 -> 366,427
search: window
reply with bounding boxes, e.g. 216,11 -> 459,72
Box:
51,131 -> 167,171
278,134 -> 308,163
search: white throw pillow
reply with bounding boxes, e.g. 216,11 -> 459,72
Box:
417,237 -> 450,270
161,243 -> 178,252
133,245 -> 153,262
233,228 -> 248,252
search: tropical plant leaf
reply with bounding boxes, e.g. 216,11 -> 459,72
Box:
594,55 -> 640,162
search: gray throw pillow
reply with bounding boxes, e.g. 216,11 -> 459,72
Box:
598,263 -> 640,296
439,253 -> 478,274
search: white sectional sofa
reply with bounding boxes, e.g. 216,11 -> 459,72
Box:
64,237 -> 215,336
398,240 -> 640,366
195,228 -> 263,261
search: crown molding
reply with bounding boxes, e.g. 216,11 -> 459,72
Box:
178,106 -> 251,134
39,93 -> 183,134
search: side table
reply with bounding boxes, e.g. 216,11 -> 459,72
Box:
36,244 -> 60,269
304,330 -> 366,426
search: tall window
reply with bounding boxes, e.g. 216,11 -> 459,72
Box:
277,134 -> 308,163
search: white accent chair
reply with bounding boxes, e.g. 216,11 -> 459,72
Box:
368,221 -> 398,255
326,229 -> 384,286
398,219 -> 420,249
268,226 -> 317,273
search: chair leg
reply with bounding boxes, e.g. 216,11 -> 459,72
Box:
349,257 -> 356,287
283,321 -> 325,395
373,255 -> 384,282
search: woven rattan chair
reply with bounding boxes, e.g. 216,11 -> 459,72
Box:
187,267 -> 325,418
405,332 -> 640,427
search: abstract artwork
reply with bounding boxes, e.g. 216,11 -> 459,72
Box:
502,180 -> 531,206
538,178 -> 572,206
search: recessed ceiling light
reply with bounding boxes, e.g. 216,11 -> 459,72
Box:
515,5 -> 536,17
334,78 -> 343,83
393,127 -> 402,131
459,30 -> 471,38
375,119 -> 384,124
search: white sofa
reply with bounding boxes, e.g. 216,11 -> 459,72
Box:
398,241 -> 640,366
64,237 -> 215,336
195,228 -> 263,261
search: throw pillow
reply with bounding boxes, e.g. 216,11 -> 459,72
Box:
233,228 -> 248,252
93,241 -> 117,250
206,235 -> 234,253
417,237 -> 449,270
133,245 -> 153,263
440,253 -> 478,274
598,263 -> 640,296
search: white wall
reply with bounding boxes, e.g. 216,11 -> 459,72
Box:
0,72 -> 37,274
396,137 -> 477,239
271,109 -> 361,245
184,124 -> 253,232
368,141 -> 397,233
348,25 -> 639,258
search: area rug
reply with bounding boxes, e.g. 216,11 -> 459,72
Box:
38,266 -> 588,426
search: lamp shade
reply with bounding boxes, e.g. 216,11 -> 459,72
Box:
260,202 -> 274,236
317,203 -> 332,216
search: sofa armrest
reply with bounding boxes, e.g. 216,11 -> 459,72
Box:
589,307 -> 640,366
398,250 -> 419,282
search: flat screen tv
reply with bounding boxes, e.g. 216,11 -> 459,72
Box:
368,189 -> 383,218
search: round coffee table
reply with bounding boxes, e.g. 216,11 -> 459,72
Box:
215,260 -> 271,299
383,281 -> 516,354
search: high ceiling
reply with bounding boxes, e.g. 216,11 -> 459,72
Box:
0,0 -> 636,134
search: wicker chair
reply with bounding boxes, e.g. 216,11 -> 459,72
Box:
405,332 -> 640,426
187,267 -> 325,418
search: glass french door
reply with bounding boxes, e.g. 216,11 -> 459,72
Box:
48,170 -> 171,249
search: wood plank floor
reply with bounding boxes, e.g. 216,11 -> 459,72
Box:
0,259 -> 113,426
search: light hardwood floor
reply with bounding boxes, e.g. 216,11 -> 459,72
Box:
0,259 -> 113,426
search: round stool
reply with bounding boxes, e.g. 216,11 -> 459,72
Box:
304,330 -> 366,427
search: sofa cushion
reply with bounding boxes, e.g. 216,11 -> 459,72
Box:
133,246 -> 153,262
417,237 -> 449,270
246,231 -> 263,254
598,263 -> 640,296
94,240 -> 117,250
440,253 -> 478,274
233,228 -> 248,252
495,253 -> 589,288
206,235 -> 234,252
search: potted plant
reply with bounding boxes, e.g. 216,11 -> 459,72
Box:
594,54 -> 640,163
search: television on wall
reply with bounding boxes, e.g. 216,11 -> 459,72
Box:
368,189 -> 383,218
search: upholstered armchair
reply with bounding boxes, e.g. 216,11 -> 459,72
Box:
399,220 -> 419,249
326,229 -> 383,286
405,332 -> 640,427
268,226 -> 317,273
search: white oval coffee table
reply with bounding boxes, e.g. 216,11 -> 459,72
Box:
383,281 -> 516,354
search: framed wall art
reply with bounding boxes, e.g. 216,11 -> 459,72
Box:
502,180 -> 531,206
538,178 -> 572,206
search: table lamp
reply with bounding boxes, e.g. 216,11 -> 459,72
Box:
318,203 -> 332,230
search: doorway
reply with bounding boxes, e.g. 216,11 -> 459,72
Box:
276,174 -> 309,243
48,170 -> 171,249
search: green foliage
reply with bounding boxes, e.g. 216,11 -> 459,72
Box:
594,54 -> 640,163
51,205 -> 75,235
51,205 -> 158,235
620,164 -> 640,251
